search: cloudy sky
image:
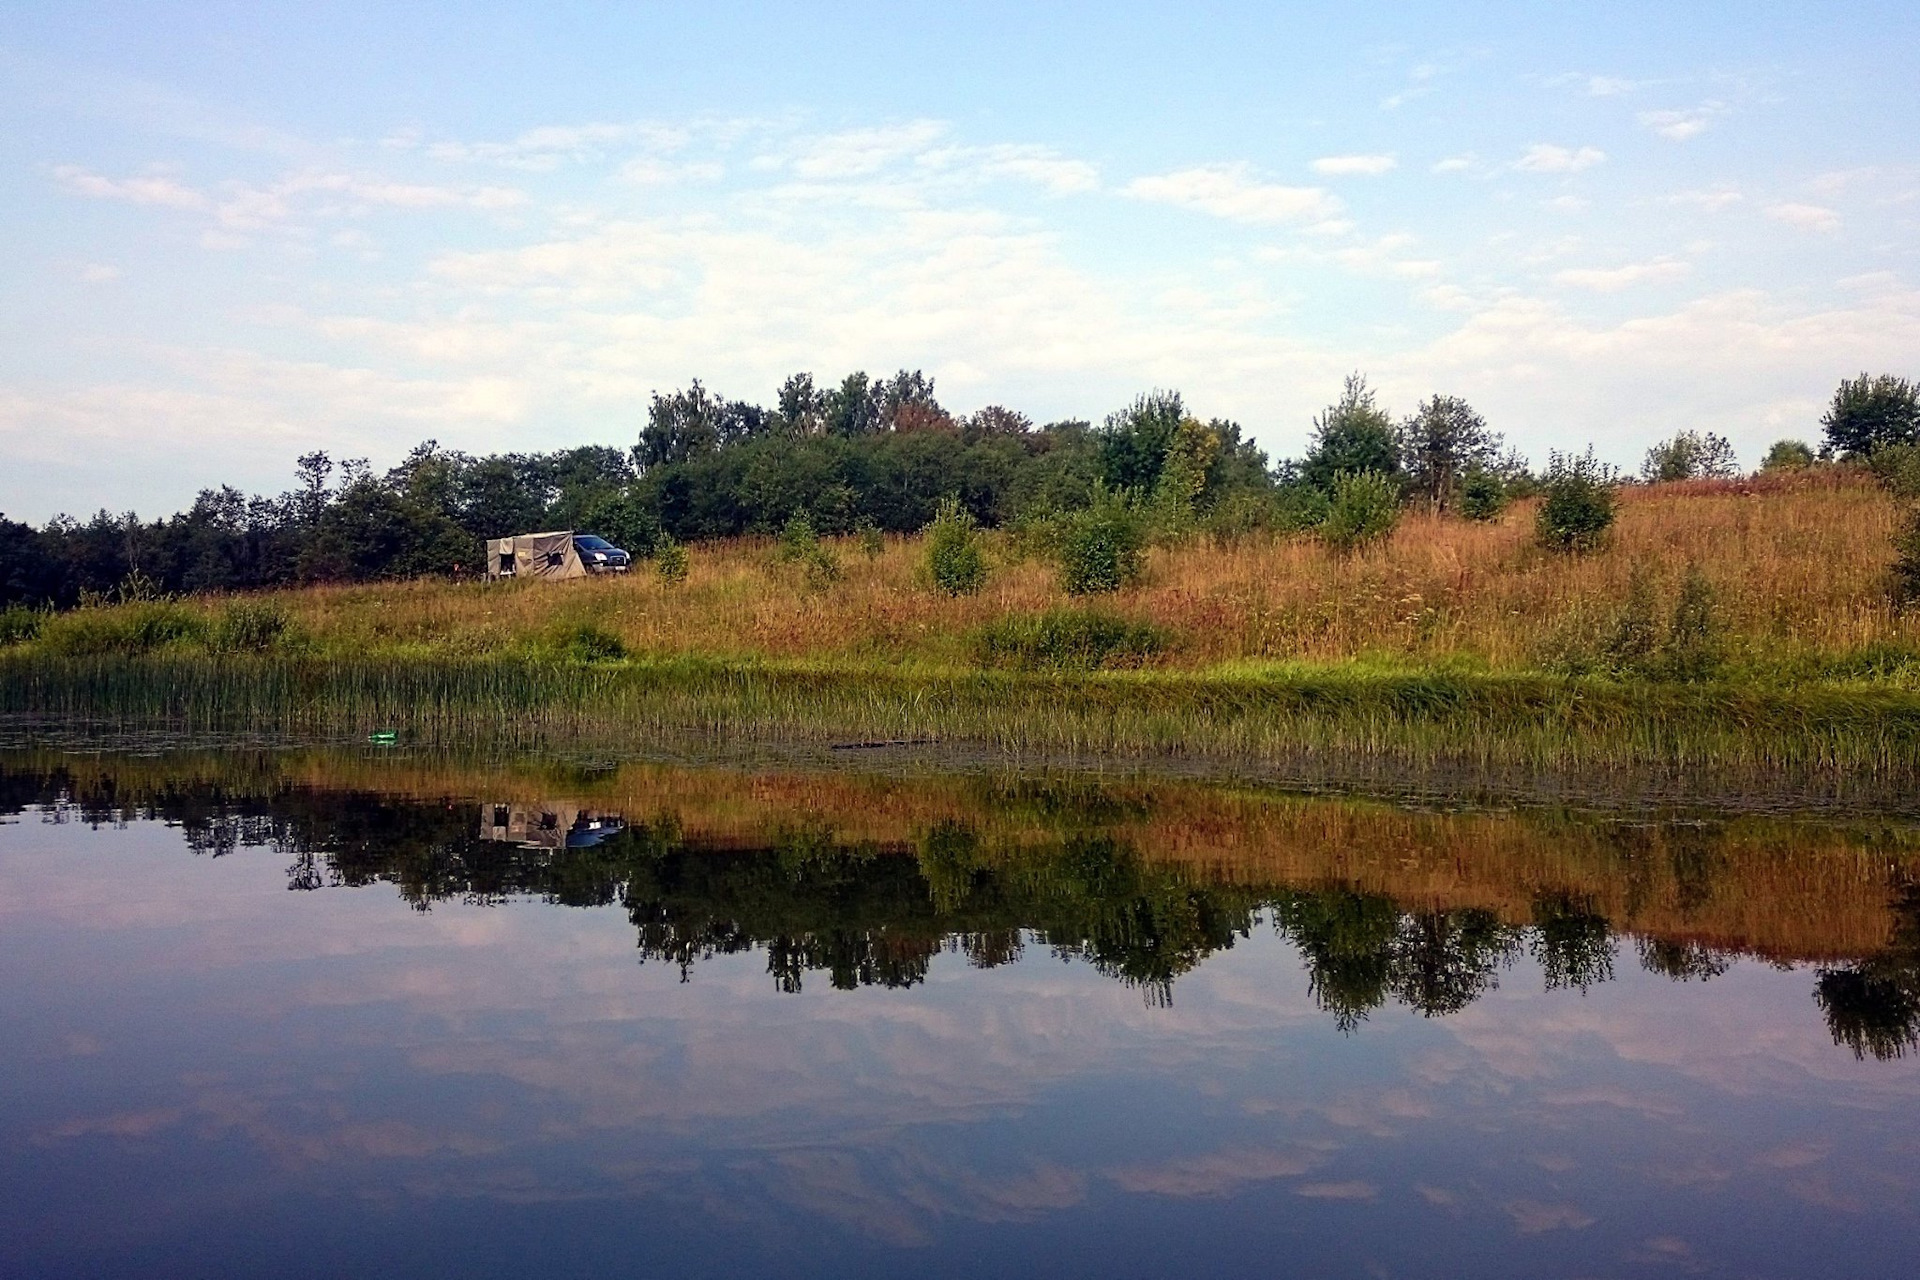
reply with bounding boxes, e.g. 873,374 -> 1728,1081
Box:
3,1 -> 1917,521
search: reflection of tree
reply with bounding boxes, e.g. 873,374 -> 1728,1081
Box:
4,754 -> 1915,1053
1532,893 -> 1616,994
1274,893 -> 1520,1026
1815,880 -> 1920,1061
1636,937 -> 1733,982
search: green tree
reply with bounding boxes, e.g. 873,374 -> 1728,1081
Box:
1761,439 -> 1815,471
1641,430 -> 1738,482
1399,394 -> 1499,511
1097,390 -> 1187,493
1821,373 -> 1920,459
1302,374 -> 1401,492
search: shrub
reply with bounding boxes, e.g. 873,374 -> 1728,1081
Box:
1272,482 -> 1332,533
1320,470 -> 1400,552
1458,466 -> 1507,521
655,535 -> 690,585
39,602 -> 207,656
0,605 -> 45,647
1601,566 -> 1660,674
550,621 -> 627,663
776,512 -> 841,590
1892,506 -> 1920,608
972,608 -> 1170,670
1059,487 -> 1147,595
857,522 -> 885,560
923,497 -> 987,596
1536,449 -> 1617,553
211,600 -> 290,653
1869,443 -> 1920,500
1661,566 -> 1723,682
1761,439 -> 1815,472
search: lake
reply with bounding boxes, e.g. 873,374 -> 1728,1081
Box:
2,743 -> 1917,1278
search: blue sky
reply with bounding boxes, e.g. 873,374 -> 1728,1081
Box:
3,1 -> 1917,520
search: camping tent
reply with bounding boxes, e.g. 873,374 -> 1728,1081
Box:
485,531 -> 587,581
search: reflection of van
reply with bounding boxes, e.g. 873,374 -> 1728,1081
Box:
485,530 -> 629,580
480,803 -> 627,851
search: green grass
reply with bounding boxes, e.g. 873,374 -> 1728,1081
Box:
6,649 -> 1919,776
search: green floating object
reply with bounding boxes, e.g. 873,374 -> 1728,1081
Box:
367,730 -> 399,745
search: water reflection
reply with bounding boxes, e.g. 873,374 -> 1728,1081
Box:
6,748 -> 1920,1278
6,750 -> 1920,1057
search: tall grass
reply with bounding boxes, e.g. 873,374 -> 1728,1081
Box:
7,651 -> 1920,776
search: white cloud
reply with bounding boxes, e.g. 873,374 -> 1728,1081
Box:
916,144 -> 1100,195
781,121 -> 948,179
1582,75 -> 1644,97
1513,145 -> 1607,174
1553,258 -> 1692,291
1431,155 -> 1476,174
1639,102 -> 1728,141
1765,202 -> 1841,233
1666,187 -> 1743,212
79,263 -> 121,283
422,122 -> 691,170
1125,164 -> 1339,223
1311,154 -> 1397,177
55,165 -> 210,211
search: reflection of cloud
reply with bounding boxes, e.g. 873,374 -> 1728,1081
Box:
1107,1147 -> 1321,1198
1753,1142 -> 1828,1170
1506,1199 -> 1596,1233
1296,1180 -> 1377,1200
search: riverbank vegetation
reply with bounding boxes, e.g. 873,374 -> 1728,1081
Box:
5,369 -> 1920,771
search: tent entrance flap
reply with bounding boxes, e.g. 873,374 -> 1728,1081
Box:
484,531 -> 587,581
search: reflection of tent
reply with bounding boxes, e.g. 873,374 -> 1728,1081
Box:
485,531 -> 586,581
479,803 -> 626,851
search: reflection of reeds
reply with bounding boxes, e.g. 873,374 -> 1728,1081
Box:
12,745 -> 1920,966
7,652 -> 1920,775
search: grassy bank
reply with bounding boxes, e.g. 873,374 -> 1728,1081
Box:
5,470 -> 1920,773
7,651 -> 1920,776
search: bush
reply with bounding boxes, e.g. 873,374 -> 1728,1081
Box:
1761,439 -> 1815,472
1661,567 -> 1723,682
1320,470 -> 1400,552
1892,506 -> 1920,608
1536,449 -> 1617,553
211,600 -> 290,653
39,602 -> 207,656
923,497 -> 987,596
776,512 -> 841,590
857,522 -> 885,560
1870,443 -> 1920,500
1459,467 -> 1507,521
0,605 -> 45,647
550,621 -> 627,663
655,535 -> 690,585
972,608 -> 1170,670
1059,487 -> 1147,595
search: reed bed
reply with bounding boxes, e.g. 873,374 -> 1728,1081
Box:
7,651 -> 1920,775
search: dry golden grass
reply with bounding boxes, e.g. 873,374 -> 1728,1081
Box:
250,468 -> 1915,672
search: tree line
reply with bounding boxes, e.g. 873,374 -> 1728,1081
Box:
3,366 -> 1915,608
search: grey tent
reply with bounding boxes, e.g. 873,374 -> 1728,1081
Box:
485,531 -> 587,581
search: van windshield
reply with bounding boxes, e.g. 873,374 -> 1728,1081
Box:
573,535 -> 614,551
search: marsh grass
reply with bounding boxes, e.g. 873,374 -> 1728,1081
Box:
7,651 -> 1920,775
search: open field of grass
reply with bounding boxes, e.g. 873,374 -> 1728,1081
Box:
5,470 -> 1920,774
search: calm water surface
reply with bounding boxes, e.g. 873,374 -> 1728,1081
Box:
2,747 -> 1917,1278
